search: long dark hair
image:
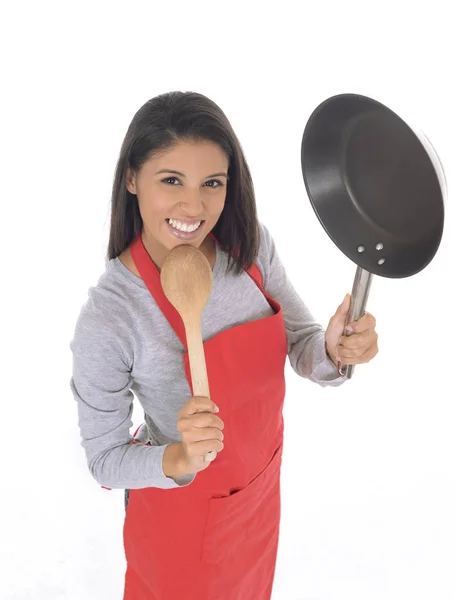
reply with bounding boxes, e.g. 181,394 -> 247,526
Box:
107,91 -> 259,274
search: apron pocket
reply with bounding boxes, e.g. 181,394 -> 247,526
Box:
201,444 -> 282,571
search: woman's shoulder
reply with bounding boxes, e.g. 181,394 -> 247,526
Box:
256,219 -> 275,250
71,258 -> 143,352
252,220 -> 277,282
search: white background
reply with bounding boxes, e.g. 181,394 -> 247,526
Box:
1,1 -> 470,599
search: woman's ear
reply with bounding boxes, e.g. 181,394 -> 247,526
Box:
125,167 -> 137,194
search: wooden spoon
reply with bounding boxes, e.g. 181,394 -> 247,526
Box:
160,244 -> 216,461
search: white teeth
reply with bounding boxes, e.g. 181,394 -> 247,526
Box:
168,219 -> 202,233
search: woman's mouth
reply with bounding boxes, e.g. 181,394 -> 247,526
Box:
165,218 -> 205,240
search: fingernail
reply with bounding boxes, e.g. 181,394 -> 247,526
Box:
346,326 -> 354,334
214,405 -> 220,413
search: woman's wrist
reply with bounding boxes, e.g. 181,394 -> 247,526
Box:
325,341 -> 338,366
163,443 -> 186,479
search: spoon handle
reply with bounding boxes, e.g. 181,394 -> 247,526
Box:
184,320 -> 210,398
184,320 -> 216,462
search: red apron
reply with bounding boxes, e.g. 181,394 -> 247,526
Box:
123,233 -> 287,599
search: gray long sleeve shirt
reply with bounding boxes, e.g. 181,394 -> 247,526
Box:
69,222 -> 346,490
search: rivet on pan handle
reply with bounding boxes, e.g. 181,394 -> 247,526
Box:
338,266 -> 373,379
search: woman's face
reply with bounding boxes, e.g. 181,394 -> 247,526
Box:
126,139 -> 229,262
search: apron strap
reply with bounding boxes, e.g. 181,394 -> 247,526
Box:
130,233 -> 188,347
207,233 -> 279,311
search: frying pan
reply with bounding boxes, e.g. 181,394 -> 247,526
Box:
301,93 -> 446,378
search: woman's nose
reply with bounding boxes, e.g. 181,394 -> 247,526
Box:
179,190 -> 204,213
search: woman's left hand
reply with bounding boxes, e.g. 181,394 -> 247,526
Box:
325,293 -> 378,367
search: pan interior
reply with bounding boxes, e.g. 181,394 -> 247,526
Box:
343,110 -> 443,242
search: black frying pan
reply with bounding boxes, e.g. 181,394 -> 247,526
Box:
301,93 -> 446,378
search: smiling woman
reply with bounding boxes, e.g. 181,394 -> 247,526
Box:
69,90 -> 377,600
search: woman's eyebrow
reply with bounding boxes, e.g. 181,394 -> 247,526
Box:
155,169 -> 228,178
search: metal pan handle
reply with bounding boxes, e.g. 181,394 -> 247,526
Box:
338,266 -> 373,379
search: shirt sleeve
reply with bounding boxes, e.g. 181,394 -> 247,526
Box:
256,222 -> 346,387
70,296 -> 196,490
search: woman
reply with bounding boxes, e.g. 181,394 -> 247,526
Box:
70,91 -> 378,599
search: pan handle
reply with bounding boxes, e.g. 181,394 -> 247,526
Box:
338,266 -> 373,379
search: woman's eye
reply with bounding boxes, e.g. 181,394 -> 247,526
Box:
205,179 -> 224,188
162,177 -> 180,185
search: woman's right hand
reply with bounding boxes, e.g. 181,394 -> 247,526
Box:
163,396 -> 225,479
